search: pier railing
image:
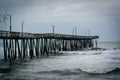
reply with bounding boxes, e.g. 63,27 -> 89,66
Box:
0,30 -> 34,38
0,30 -> 99,39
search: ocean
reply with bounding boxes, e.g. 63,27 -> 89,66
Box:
0,41 -> 120,80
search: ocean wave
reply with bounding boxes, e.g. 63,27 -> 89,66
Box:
35,67 -> 120,76
106,68 -> 120,74
80,67 -> 120,75
59,47 -> 120,56
36,69 -> 83,76
59,50 -> 102,55
75,67 -> 120,75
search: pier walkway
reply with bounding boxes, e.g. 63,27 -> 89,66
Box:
0,30 -> 99,61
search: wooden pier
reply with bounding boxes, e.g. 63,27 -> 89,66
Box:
0,30 -> 99,61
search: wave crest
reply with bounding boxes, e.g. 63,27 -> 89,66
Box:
35,68 -> 120,76
80,67 -> 120,74
106,68 -> 120,74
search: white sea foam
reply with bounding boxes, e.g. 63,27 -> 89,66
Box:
80,49 -> 120,73
1,42 -> 120,80
0,48 -> 120,80
58,48 -> 120,73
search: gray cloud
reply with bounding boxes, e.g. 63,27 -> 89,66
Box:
0,0 -> 120,41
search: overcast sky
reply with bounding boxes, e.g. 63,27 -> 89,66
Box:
0,0 -> 120,41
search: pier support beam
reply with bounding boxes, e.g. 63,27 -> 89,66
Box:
95,39 -> 98,48
3,39 -> 7,61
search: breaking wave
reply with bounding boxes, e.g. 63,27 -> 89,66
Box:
106,68 -> 120,74
35,67 -> 120,76
80,68 -> 120,74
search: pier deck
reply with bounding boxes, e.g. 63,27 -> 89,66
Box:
0,30 -> 98,39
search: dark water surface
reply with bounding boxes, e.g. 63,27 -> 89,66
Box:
0,41 -> 120,80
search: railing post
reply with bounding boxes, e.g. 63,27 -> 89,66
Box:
3,39 -> 7,61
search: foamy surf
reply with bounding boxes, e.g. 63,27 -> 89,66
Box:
0,42 -> 120,80
57,48 -> 120,74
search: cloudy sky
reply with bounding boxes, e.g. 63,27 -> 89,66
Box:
0,0 -> 120,41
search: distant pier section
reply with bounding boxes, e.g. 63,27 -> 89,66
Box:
0,30 -> 99,61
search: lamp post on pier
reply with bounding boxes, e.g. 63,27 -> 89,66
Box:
0,15 -> 12,31
75,27 -> 77,36
72,27 -> 74,35
72,27 -> 77,36
21,21 -> 25,36
52,25 -> 55,35
7,15 -> 12,32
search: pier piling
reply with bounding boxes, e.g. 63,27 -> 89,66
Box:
0,30 -> 99,61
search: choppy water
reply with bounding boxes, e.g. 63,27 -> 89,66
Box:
0,41 -> 120,80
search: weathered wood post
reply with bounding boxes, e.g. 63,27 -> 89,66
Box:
95,39 -> 98,48
14,39 -> 17,59
3,39 -> 7,61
